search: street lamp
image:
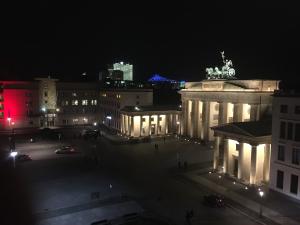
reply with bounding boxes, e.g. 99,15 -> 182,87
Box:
10,151 -> 18,168
258,190 -> 264,217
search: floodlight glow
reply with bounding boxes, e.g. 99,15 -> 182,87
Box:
10,151 -> 18,157
42,107 -> 46,112
56,108 -> 60,112
106,116 -> 112,120
259,191 -> 264,197
7,117 -> 11,121
93,122 -> 97,126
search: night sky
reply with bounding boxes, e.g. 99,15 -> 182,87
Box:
1,1 -> 299,88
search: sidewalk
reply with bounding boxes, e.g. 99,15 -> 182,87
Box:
182,169 -> 300,225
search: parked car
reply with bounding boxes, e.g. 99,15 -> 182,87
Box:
55,145 -> 79,154
16,154 -> 32,162
203,194 -> 225,208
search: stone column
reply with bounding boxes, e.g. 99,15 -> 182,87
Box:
218,102 -> 228,125
140,116 -> 143,137
233,103 -> 243,122
250,104 -> 259,121
202,101 -> 210,142
130,116 -> 134,136
165,114 -> 168,134
213,136 -> 221,170
148,115 -> 151,136
237,142 -> 244,179
223,139 -> 229,173
182,100 -> 188,136
155,115 -> 159,135
128,116 -> 131,136
193,100 -> 199,138
263,144 -> 271,182
250,145 -> 257,185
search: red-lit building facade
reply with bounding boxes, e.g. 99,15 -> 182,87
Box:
0,81 -> 40,131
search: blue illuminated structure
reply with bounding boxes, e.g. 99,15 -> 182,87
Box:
148,74 -> 176,83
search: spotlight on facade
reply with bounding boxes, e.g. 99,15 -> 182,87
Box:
245,186 -> 248,190
93,122 -> 97,126
218,175 -> 222,179
209,171 -> 212,174
106,116 -> 112,120
134,106 -> 140,111
7,117 -> 11,122
11,122 -> 15,125
56,108 -> 60,112
42,107 -> 46,112
176,121 -> 180,125
233,181 -> 236,184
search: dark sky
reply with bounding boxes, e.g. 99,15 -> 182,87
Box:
1,1 -> 299,88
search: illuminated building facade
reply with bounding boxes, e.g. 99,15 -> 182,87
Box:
269,91 -> 300,199
212,120 -> 272,185
56,82 -> 100,126
179,79 -> 280,142
120,105 -> 181,137
0,81 -> 40,130
35,77 -> 58,127
113,62 -> 133,81
99,89 -> 153,130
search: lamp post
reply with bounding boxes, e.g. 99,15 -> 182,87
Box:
258,190 -> 264,217
10,151 -> 18,168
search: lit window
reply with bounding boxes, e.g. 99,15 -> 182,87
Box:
65,100 -> 69,106
82,100 -> 88,105
72,92 -> 77,97
91,100 -> 97,105
72,100 -> 78,106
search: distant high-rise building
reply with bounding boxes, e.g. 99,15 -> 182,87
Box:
113,62 -> 133,81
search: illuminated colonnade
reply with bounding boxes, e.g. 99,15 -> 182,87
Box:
120,106 -> 181,137
212,120 -> 272,185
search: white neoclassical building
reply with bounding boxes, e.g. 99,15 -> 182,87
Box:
212,120 -> 272,185
179,79 -> 280,142
120,105 -> 181,137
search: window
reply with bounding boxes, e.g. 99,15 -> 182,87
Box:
65,100 -> 69,106
159,117 -> 162,121
91,100 -> 97,105
280,121 -> 286,139
280,105 -> 288,113
215,104 -> 219,111
292,148 -> 300,165
0,111 -> 3,119
287,122 -> 294,140
151,117 -> 154,122
295,106 -> 300,114
276,170 -> 284,189
295,124 -> 300,141
82,100 -> 88,105
72,100 -> 78,106
278,145 -> 285,161
290,174 -> 298,194
44,100 -> 48,104
44,91 -> 48,97
142,118 -> 146,122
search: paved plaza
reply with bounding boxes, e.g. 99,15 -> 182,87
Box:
2,131 -> 294,225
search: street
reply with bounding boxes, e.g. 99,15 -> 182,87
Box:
13,135 -> 266,225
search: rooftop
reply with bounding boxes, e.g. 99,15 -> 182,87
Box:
211,120 -> 272,138
121,105 -> 181,113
